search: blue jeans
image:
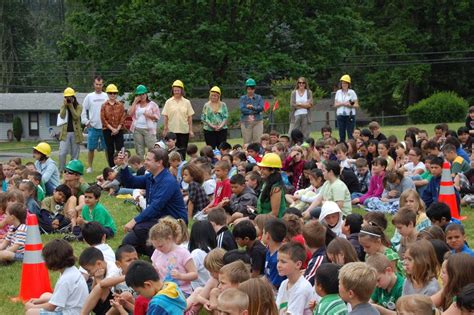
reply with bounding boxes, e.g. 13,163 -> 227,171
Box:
87,128 -> 105,151
337,115 -> 355,143
351,192 -> 363,200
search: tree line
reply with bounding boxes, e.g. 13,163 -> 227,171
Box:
1,0 -> 473,116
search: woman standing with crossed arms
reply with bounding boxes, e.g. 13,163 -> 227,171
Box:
162,80 -> 195,159
201,86 -> 228,149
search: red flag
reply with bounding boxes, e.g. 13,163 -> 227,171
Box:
272,100 -> 279,111
264,100 -> 270,112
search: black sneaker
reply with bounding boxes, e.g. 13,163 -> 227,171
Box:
63,233 -> 79,242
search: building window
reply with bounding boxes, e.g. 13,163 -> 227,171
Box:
49,112 -> 59,126
0,112 -> 14,123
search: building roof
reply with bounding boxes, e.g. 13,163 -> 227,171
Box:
0,93 -> 90,111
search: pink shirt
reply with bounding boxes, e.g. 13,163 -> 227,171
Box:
151,245 -> 193,295
0,213 -> 8,238
359,171 -> 385,204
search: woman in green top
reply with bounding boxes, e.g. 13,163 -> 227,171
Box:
256,153 -> 286,218
201,86 -> 228,149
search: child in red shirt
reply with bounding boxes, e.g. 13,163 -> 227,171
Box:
247,142 -> 262,163
204,160 -> 232,213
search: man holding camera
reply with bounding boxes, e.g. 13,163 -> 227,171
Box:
58,87 -> 83,172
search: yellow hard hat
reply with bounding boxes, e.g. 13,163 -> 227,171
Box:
63,87 -> 75,97
172,80 -> 184,89
340,74 -> 351,84
257,153 -> 282,169
210,86 -> 221,95
33,142 -> 52,157
105,84 -> 119,93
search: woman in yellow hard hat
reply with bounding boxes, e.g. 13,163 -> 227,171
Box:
335,74 -> 359,143
101,84 -> 126,167
201,86 -> 229,149
33,142 -> 60,195
162,80 -> 195,159
256,153 -> 286,218
58,87 -> 83,173
128,85 -> 160,159
289,77 -> 314,138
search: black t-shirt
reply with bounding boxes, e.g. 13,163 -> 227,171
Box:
66,107 -> 74,132
248,239 -> 266,275
340,167 -> 361,194
375,133 -> 387,141
216,226 -> 237,251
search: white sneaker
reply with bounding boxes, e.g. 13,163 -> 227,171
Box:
86,167 -> 93,174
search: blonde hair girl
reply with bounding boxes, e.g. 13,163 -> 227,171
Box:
239,277 -> 278,315
149,217 -> 197,296
326,237 -> 359,265
402,240 -> 440,296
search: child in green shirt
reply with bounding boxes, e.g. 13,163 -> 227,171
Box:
28,171 -> 45,202
314,264 -> 348,315
77,185 -> 116,238
366,253 -> 404,312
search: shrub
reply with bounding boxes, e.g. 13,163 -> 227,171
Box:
12,116 -> 23,142
407,91 -> 468,124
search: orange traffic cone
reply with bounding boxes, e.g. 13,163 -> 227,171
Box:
438,160 -> 466,220
13,213 -> 52,302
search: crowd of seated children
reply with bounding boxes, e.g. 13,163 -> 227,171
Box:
3,114 -> 474,315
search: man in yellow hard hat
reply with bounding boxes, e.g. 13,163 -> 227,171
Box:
81,76 -> 108,173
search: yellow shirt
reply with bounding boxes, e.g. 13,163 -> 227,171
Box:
162,97 -> 195,134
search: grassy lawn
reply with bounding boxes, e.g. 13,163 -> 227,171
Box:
0,121 -> 472,313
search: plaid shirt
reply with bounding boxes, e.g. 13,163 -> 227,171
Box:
187,182 -> 210,215
356,169 -> 371,194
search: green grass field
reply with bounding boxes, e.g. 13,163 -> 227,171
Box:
0,121 -> 471,313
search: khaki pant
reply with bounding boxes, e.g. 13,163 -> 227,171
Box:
241,120 -> 264,144
293,114 -> 311,138
133,128 -> 157,158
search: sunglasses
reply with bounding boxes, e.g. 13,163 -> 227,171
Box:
298,82 -> 306,84
107,92 -> 118,95
64,170 -> 78,175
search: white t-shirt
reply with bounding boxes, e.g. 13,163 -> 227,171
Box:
294,90 -> 308,116
49,266 -> 89,315
135,106 -> 148,129
276,275 -> 316,315
403,161 -> 426,176
81,91 -> 108,128
191,248 -> 211,290
79,243 -> 116,276
96,243 -> 116,264
335,89 -> 358,116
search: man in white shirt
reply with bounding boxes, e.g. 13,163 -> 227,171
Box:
81,76 -> 108,173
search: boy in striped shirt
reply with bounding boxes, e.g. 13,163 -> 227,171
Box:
314,264 -> 348,315
0,202 -> 27,262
